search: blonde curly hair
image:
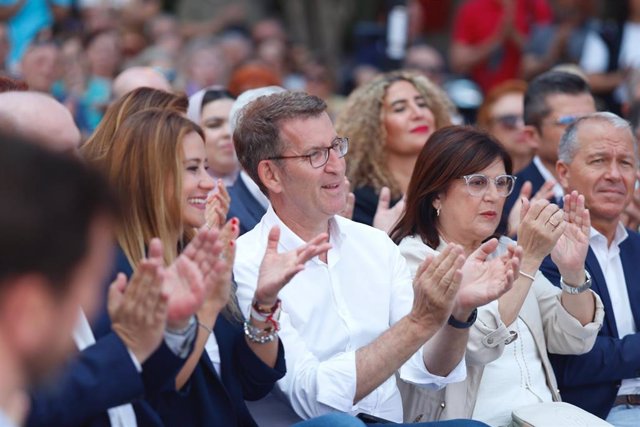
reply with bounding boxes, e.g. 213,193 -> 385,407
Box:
336,70 -> 453,198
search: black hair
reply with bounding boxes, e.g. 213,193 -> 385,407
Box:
201,88 -> 234,109
0,135 -> 116,292
524,71 -> 592,130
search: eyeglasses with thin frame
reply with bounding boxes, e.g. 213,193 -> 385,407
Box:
267,136 -> 349,168
460,174 -> 517,197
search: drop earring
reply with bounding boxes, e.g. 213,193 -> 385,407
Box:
436,207 -> 440,217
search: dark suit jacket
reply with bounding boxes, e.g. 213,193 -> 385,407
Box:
540,230 -> 640,419
27,248 -> 187,427
149,314 -> 286,427
503,161 -> 547,221
228,177 -> 267,235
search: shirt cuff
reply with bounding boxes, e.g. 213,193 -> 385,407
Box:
555,291 -> 605,339
315,351 -> 358,413
399,346 -> 467,390
163,316 -> 197,358
127,348 -> 143,373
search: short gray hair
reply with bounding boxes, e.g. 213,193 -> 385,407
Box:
558,112 -> 636,163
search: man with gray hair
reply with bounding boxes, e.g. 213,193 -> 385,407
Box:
232,90 -> 517,424
541,112 -> 640,425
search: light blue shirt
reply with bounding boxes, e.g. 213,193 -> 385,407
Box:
0,0 -> 70,69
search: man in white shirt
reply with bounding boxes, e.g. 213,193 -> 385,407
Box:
232,91 -> 518,424
541,112 -> 640,426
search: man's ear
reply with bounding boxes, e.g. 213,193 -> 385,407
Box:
523,125 -> 541,151
556,160 -> 570,190
257,160 -> 283,195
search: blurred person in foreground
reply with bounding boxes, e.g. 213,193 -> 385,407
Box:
0,135 -> 116,427
0,90 -> 208,427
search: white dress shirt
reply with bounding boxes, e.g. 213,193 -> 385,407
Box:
532,156 -> 564,204
234,206 -> 466,422
590,224 -> 640,396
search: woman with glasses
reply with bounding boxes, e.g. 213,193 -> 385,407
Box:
390,126 -> 603,425
476,80 -> 532,175
335,70 -> 453,228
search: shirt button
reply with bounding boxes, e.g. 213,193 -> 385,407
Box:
487,338 -> 494,344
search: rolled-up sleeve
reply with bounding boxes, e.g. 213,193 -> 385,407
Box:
534,273 -> 605,355
400,346 -> 466,388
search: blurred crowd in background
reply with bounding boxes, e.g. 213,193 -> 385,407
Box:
1,0 -> 638,139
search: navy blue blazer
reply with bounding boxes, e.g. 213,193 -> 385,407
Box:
149,313 -> 286,427
227,177 -> 267,235
27,248 -> 187,427
503,161 -> 547,222
540,230 -> 640,419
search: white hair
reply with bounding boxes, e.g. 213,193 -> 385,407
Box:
558,112 -> 637,163
228,86 -> 286,134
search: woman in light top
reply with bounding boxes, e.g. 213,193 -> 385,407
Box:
390,126 -> 604,426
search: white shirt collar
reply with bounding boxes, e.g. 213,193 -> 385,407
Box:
532,156 -> 564,201
263,205 -> 345,264
240,170 -> 270,210
589,222 -> 628,249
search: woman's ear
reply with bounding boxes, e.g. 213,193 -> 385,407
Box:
432,194 -> 442,211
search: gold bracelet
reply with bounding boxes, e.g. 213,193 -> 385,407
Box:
519,270 -> 536,281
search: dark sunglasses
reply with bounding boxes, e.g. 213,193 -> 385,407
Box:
491,114 -> 524,130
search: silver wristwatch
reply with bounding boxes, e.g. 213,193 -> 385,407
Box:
560,270 -> 592,294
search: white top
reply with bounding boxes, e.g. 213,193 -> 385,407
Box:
581,22 -> 640,102
73,311 -> 137,427
399,236 -> 553,426
590,224 -> 640,396
472,317 -> 553,426
532,156 -> 564,204
240,170 -> 270,210
233,206 -> 466,422
204,333 -> 222,377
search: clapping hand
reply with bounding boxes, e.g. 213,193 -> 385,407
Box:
109,238 -> 168,363
205,180 -> 231,230
507,179 -> 555,237
198,219 -> 241,318
409,245 -> 466,329
253,226 -> 332,305
551,191 -> 590,285
517,198 -> 565,263
338,177 -> 355,220
373,186 -> 406,234
455,238 -> 522,316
